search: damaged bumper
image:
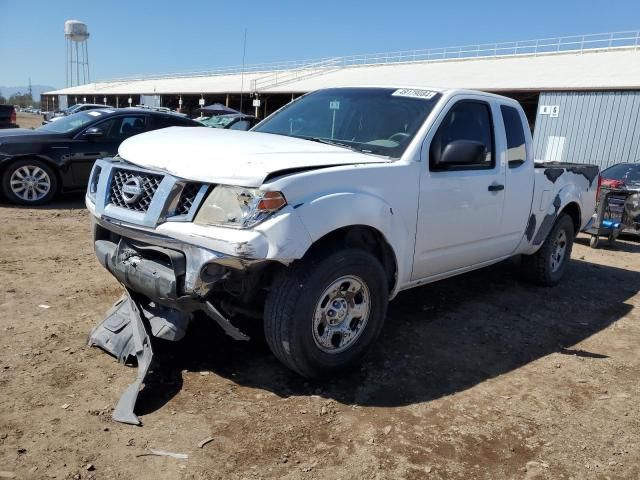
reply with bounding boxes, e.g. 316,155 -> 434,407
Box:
85,158 -> 312,424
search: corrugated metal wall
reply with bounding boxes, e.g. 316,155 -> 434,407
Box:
533,91 -> 640,170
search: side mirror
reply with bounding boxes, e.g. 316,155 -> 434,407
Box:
439,140 -> 486,166
83,127 -> 104,139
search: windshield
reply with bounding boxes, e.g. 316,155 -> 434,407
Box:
253,87 -> 441,158
603,164 -> 640,183
65,104 -> 84,114
38,111 -> 100,133
201,116 -> 236,128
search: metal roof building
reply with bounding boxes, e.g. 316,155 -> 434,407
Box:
43,31 -> 640,169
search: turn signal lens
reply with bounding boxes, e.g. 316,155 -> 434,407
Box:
257,191 -> 287,211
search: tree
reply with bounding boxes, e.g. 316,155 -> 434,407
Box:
0,90 -> 6,104
8,92 -> 38,108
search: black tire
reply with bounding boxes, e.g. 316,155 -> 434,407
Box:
264,248 -> 388,378
1,159 -> 58,205
522,213 -> 575,286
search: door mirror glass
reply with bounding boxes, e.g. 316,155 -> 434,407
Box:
83,127 -> 104,139
439,140 -> 486,166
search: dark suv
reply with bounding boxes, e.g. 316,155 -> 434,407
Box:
0,108 -> 200,205
0,105 -> 18,129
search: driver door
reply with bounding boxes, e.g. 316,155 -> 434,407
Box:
68,115 -> 147,187
412,96 -> 507,280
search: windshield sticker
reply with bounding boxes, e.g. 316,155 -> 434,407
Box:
329,100 -> 340,110
87,111 -> 102,116
392,89 -> 437,100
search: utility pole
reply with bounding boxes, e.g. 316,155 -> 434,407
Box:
240,28 -> 247,114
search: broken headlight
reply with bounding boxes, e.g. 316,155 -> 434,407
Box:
194,185 -> 286,229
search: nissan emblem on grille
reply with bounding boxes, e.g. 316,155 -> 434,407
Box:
109,168 -> 163,212
121,177 -> 143,204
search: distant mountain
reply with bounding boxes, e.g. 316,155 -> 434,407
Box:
0,85 -> 58,98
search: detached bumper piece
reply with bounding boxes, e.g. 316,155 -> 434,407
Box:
88,290 -> 190,425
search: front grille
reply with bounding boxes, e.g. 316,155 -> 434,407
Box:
174,183 -> 203,216
109,169 -> 163,212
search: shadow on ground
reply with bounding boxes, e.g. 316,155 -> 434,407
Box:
575,234 -> 640,253
0,193 -> 86,210
135,255 -> 639,415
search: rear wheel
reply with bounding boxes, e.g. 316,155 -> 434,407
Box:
522,213 -> 575,286
2,159 -> 58,205
264,249 -> 388,378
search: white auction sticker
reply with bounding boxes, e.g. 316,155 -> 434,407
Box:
392,88 -> 437,100
87,111 -> 102,116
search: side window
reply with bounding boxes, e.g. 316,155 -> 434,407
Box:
96,116 -> 146,142
153,115 -> 194,129
429,100 -> 494,171
500,105 -> 526,167
229,120 -> 251,131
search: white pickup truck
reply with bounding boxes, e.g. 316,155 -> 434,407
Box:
86,87 -> 599,423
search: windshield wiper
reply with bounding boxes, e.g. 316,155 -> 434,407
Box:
305,136 -> 355,150
303,136 -> 388,157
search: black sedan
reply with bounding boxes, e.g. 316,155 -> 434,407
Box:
0,108 -> 200,205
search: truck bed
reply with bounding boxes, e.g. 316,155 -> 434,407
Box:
522,162 -> 599,253
534,161 -> 599,187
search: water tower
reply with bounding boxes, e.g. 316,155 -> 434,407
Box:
64,20 -> 90,87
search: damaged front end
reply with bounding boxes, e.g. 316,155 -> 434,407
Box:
84,155 -> 311,425
88,219 -> 266,424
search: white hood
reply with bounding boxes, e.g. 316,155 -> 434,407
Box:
118,127 -> 390,187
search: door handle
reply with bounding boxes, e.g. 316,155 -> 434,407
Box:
488,184 -> 504,192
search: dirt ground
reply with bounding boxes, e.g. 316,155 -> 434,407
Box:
0,196 -> 638,480
15,112 -> 44,130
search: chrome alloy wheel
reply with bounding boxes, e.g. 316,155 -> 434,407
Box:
550,229 -> 568,272
312,275 -> 371,354
10,165 -> 52,202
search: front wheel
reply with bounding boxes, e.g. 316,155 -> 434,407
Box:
1,159 -> 58,205
264,249 -> 389,378
521,213 -> 575,286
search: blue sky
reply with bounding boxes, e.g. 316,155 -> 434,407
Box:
1,0 -> 639,88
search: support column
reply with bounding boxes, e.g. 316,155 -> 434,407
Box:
225,94 -> 229,107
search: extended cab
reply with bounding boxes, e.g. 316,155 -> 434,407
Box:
87,87 -> 599,381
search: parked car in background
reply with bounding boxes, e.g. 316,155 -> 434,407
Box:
601,163 -> 640,191
0,105 -> 18,129
197,113 -> 258,130
599,162 -> 640,237
0,108 -> 201,205
43,103 -> 108,124
134,105 -> 189,117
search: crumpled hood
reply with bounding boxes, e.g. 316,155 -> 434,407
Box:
118,127 -> 390,187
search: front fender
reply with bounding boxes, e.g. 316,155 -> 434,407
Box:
293,191 -> 412,294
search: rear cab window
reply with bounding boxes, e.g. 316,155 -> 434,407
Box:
500,105 -> 527,168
